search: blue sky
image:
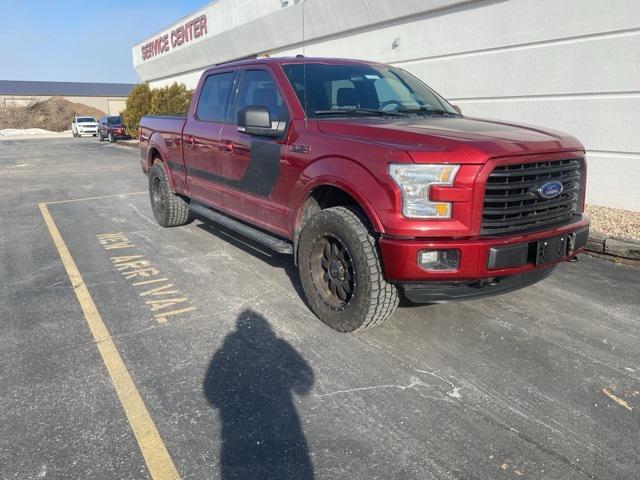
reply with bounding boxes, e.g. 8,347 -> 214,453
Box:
0,1 -> 209,84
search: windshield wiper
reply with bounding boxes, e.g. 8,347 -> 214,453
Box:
399,106 -> 460,117
314,108 -> 407,118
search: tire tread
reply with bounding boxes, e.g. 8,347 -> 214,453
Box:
149,161 -> 189,227
300,205 -> 399,332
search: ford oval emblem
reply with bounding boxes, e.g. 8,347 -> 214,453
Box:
538,181 -> 564,199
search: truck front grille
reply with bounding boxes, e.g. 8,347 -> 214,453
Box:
481,158 -> 583,236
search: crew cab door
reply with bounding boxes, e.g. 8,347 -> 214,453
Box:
182,69 -> 237,201
216,68 -> 291,236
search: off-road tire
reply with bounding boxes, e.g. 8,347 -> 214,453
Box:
298,206 -> 399,332
148,161 -> 189,227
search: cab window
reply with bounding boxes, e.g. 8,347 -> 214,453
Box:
232,70 -> 286,123
196,72 -> 235,122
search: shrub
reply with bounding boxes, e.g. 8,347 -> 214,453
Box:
151,83 -> 192,116
122,83 -> 152,138
122,83 -> 192,138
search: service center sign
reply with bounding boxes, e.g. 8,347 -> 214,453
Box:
141,15 -> 208,61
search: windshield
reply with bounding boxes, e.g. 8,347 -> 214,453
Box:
77,117 -> 96,123
281,63 -> 457,117
107,116 -> 122,125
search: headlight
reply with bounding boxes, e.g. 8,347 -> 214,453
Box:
389,164 -> 460,218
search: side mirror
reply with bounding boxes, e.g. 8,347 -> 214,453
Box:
238,106 -> 281,137
452,104 -> 462,115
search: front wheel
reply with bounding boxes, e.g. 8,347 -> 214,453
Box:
148,161 -> 189,227
298,206 -> 399,332
98,131 -> 103,142
108,131 -> 115,143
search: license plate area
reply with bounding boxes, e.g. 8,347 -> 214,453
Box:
536,235 -> 568,265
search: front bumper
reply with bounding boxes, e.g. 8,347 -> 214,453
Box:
402,266 -> 555,303
109,129 -> 128,138
379,215 -> 589,285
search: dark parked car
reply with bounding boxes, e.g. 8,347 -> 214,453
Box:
98,116 -> 128,143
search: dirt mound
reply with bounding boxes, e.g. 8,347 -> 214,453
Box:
0,97 -> 105,132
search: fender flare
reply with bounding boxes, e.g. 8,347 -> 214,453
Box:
292,156 -> 393,235
147,132 -> 177,191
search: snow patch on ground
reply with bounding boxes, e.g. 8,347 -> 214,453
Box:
0,128 -> 70,139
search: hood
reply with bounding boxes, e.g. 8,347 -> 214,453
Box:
316,116 -> 583,163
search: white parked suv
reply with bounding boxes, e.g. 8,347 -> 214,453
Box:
71,116 -> 98,137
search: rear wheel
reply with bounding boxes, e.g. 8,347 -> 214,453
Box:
298,206 -> 399,332
148,161 -> 189,227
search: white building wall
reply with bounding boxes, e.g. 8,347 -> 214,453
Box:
133,0 -> 640,211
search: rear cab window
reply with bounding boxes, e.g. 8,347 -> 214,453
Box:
196,71 -> 235,122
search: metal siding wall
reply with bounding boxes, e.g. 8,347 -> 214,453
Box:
136,0 -> 640,210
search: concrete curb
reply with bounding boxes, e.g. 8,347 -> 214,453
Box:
585,232 -> 640,260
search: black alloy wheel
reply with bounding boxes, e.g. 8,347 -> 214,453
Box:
148,161 -> 189,227
297,206 -> 399,332
150,174 -> 165,214
310,234 -> 356,310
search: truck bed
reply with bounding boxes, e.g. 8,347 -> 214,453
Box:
139,115 -> 187,134
139,115 -> 188,176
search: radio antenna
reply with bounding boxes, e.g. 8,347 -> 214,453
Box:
302,0 -> 308,125
301,0 -> 306,56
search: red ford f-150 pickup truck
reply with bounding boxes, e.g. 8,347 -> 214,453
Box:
139,57 -> 589,332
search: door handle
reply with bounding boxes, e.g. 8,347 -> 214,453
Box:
220,140 -> 234,153
186,135 -> 195,146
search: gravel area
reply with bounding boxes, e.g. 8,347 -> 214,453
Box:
116,139 -> 138,149
586,204 -> 640,241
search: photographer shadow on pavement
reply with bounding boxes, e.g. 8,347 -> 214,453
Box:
203,309 -> 315,480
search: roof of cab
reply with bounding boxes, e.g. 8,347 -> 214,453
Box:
205,56 -> 386,72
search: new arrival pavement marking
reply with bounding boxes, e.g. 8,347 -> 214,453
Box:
96,232 -> 196,323
39,198 -> 181,480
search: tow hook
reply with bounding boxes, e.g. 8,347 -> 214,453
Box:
472,277 -> 500,289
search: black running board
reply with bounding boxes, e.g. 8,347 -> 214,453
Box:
190,201 -> 293,254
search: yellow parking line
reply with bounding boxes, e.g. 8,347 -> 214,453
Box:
602,388 -> 633,411
39,202 -> 180,480
45,191 -> 147,205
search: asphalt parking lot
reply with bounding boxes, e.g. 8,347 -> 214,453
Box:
1,137 -> 639,480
